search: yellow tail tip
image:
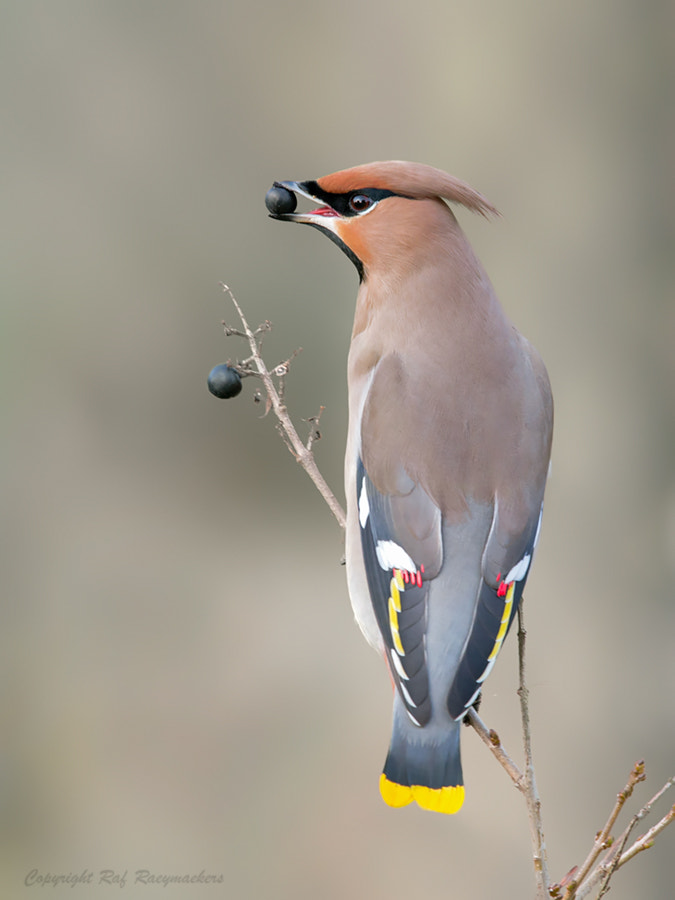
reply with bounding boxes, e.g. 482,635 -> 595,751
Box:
379,775 -> 465,814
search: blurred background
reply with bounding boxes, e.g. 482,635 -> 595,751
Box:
1,1 -> 673,897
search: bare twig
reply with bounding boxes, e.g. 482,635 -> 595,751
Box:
517,606 -> 550,898
465,708 -> 523,788
613,775 -> 675,846
469,622 -> 551,900
614,803 -> 675,866
572,776 -> 675,900
305,407 -> 324,453
564,760 -> 646,899
221,284 -> 346,530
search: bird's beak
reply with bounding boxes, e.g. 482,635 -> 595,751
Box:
267,178 -> 362,277
271,181 -> 340,225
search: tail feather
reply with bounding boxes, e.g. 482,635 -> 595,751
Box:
380,698 -> 465,814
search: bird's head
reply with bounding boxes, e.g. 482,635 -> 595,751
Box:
266,160 -> 498,281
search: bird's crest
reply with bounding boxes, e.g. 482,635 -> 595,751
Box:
317,160 -> 499,218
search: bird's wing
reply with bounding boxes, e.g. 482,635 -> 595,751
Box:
356,456 -> 442,727
444,495 -> 544,719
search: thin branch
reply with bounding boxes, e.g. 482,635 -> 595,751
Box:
573,777 -> 675,900
612,775 -> 675,848
517,605 -> 550,898
305,407 -> 325,453
595,824 -> 633,900
465,708 -> 523,788
221,284 -> 346,530
564,760 -> 646,899
615,803 -> 675,866
469,621 -> 551,900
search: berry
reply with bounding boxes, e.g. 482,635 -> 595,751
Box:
207,364 -> 242,399
265,184 -> 297,216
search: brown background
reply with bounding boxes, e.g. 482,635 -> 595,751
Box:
2,1 -> 674,897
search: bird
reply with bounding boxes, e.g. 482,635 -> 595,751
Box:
266,161 -> 553,814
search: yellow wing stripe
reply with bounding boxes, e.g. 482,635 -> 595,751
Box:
388,571 -> 407,657
380,775 -> 465,814
390,577 -> 401,611
388,596 -> 399,631
487,581 -> 515,661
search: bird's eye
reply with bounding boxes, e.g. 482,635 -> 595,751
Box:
349,193 -> 374,213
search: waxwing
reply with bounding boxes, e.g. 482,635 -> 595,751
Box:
267,161 -> 553,814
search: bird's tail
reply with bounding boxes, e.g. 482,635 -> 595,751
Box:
380,697 -> 465,814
